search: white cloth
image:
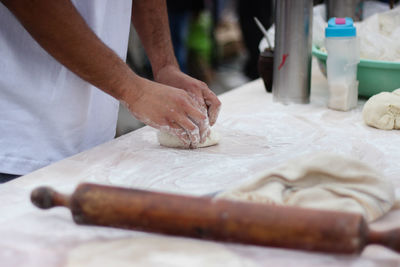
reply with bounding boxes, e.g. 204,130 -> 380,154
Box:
217,153 -> 395,222
0,0 -> 132,175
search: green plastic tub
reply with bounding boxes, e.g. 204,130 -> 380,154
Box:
312,45 -> 400,98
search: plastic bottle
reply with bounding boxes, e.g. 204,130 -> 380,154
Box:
325,17 -> 360,111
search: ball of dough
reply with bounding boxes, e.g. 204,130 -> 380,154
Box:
158,129 -> 220,149
362,89 -> 400,130
217,153 -> 394,222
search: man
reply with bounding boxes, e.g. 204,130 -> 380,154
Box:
0,0 -> 221,182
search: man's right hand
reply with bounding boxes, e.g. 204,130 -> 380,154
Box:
122,77 -> 210,148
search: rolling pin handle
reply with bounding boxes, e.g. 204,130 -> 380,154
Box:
31,186 -> 70,209
367,228 -> 400,253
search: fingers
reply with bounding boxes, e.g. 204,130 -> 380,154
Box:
169,95 -> 211,147
154,68 -> 221,126
185,96 -> 210,143
165,98 -> 204,148
189,114 -> 209,144
189,81 -> 221,126
162,92 -> 209,148
175,116 -> 201,148
187,91 -> 207,110
202,87 -> 221,126
166,114 -> 201,148
167,122 -> 191,148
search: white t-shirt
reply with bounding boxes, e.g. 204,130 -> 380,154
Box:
0,0 -> 132,175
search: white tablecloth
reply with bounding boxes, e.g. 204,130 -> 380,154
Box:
1,65 -> 400,266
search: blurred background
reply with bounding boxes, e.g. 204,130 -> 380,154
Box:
116,0 -> 398,136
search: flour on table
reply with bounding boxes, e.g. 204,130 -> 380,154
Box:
158,129 -> 220,148
216,153 -> 394,222
66,236 -> 257,267
362,88 -> 400,130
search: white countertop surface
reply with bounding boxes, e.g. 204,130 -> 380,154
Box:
2,64 -> 400,266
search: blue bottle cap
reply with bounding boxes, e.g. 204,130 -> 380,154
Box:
325,17 -> 356,37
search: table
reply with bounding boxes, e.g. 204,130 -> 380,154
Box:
2,64 -> 400,266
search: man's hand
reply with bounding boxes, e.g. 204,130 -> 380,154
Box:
155,65 -> 221,126
132,0 -> 221,143
122,77 -> 210,147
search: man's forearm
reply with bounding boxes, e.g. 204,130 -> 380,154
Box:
131,0 -> 179,77
1,0 -> 139,102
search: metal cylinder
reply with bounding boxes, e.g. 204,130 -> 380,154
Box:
326,0 -> 364,22
273,0 -> 313,104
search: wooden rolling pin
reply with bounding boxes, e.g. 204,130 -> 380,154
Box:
31,183 -> 400,254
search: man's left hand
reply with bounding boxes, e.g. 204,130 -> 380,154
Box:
155,65 -> 221,126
